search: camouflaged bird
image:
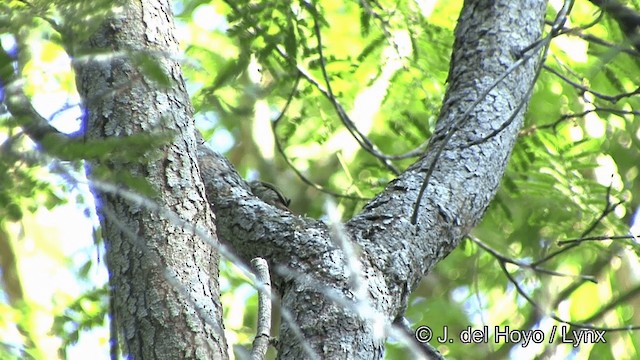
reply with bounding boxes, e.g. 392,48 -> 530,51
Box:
249,181 -> 291,211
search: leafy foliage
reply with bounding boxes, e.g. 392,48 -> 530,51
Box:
51,286 -> 109,359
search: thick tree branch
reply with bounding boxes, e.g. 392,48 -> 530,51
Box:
347,0 -> 547,318
1,45 -> 72,151
197,0 -> 547,358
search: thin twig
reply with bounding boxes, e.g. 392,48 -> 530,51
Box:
270,76 -> 370,201
301,1 -> 400,175
531,183 -> 624,267
470,236 -> 597,283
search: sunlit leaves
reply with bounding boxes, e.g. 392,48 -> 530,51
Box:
0,148 -> 65,220
51,286 -> 108,359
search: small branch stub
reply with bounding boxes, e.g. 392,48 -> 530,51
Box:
250,257 -> 272,360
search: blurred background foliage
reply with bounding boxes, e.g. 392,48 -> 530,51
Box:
1,0 -> 640,359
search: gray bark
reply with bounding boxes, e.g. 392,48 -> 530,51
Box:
198,0 -> 547,359
72,0 -> 227,358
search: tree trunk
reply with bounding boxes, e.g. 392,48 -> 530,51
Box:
72,1 -> 227,358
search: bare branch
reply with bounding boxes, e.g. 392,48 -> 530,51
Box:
250,258 -> 272,360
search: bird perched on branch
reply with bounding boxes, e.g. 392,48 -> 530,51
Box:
249,180 -> 291,211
